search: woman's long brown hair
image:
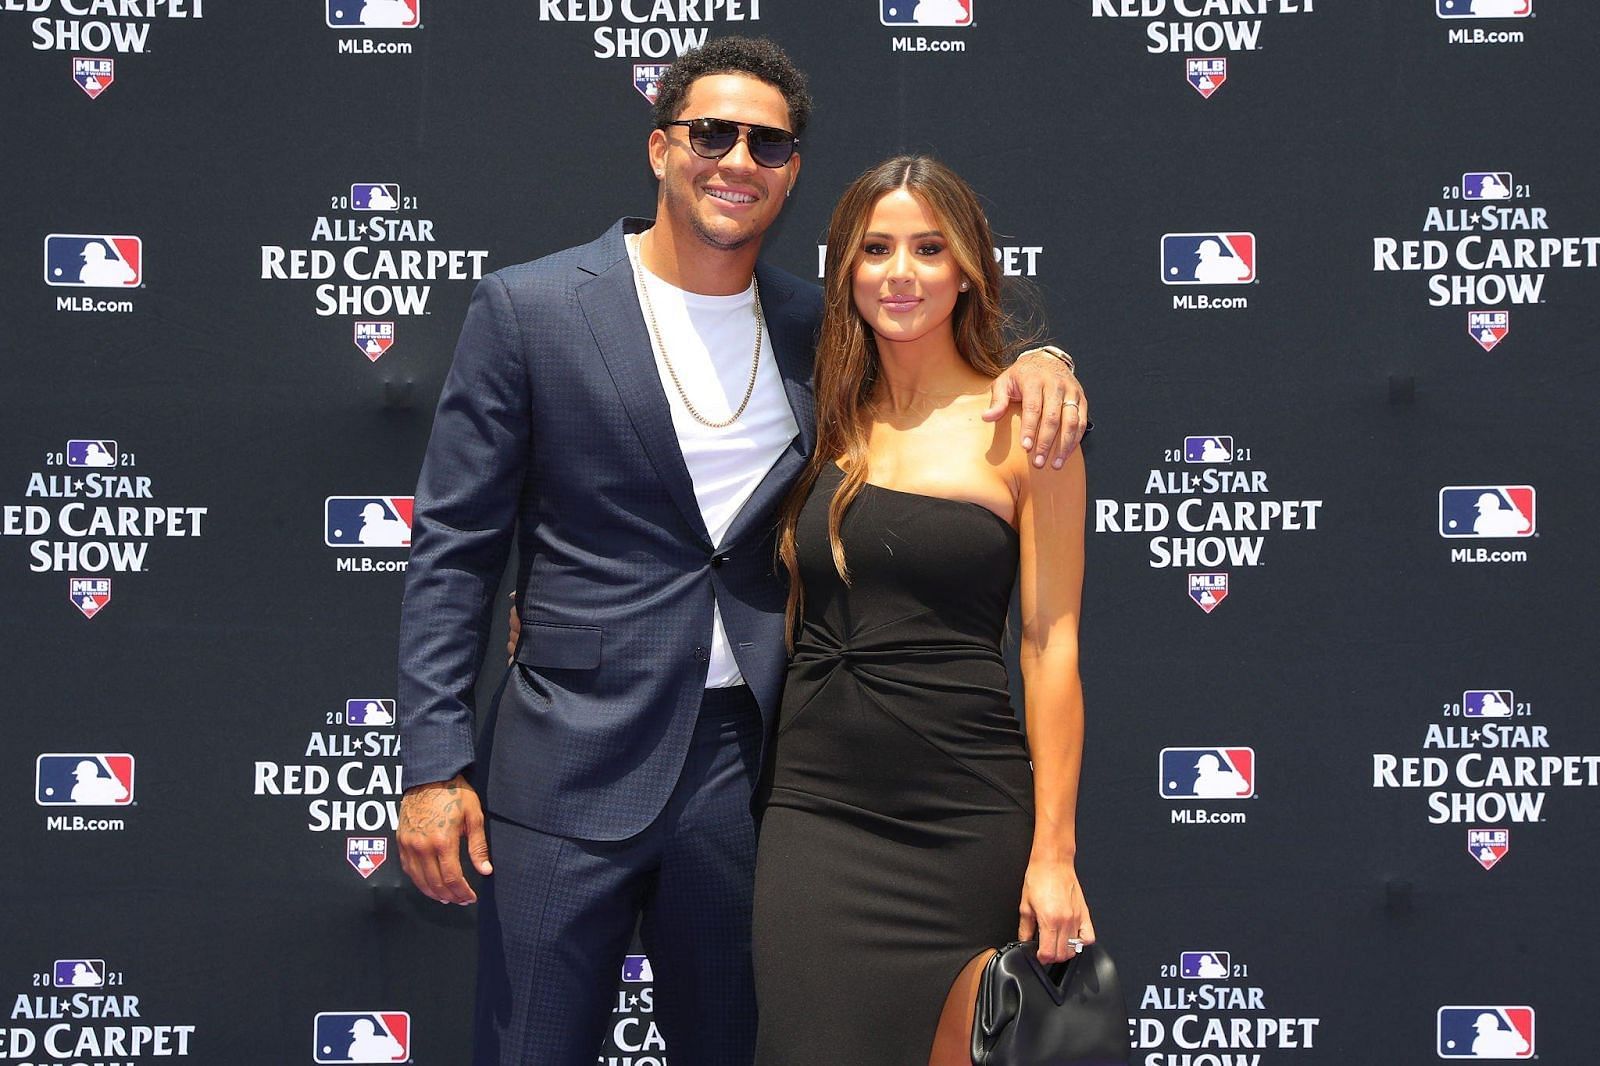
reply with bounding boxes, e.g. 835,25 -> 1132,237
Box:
776,155 -> 1028,647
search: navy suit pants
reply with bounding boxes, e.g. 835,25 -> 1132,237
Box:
473,686 -> 764,1066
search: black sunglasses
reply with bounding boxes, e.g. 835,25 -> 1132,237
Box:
660,117 -> 799,169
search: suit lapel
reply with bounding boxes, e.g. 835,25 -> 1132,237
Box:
575,223 -> 818,550
724,435 -> 806,548
578,226 -> 711,547
719,263 -> 817,546
757,261 -> 817,458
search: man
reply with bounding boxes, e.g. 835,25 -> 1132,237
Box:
77,241 -> 135,287
70,759 -> 129,804
1192,753 -> 1250,798
345,1018 -> 406,1063
1472,491 -> 1528,536
395,36 -> 1088,1066
1470,1012 -> 1529,1057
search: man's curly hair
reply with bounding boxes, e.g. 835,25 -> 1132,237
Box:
651,36 -> 812,139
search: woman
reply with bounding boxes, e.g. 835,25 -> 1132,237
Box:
751,155 -> 1093,1065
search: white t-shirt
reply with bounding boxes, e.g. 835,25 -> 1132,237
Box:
626,233 -> 800,687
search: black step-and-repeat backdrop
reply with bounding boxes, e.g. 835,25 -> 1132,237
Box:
3,2 -> 1596,1063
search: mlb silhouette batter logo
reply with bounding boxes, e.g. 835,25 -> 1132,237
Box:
351,184 -> 400,212
73,57 -> 114,99
1462,172 -> 1513,200
1160,747 -> 1254,799
36,754 -> 135,806
1180,951 -> 1230,979
1464,690 -> 1514,718
622,955 -> 655,982
67,440 -> 119,468
354,321 -> 395,361
54,959 -> 107,987
347,837 -> 388,878
1161,233 -> 1255,285
881,0 -> 972,26
326,0 -> 418,28
1467,828 -> 1509,871
1436,0 -> 1531,18
1187,58 -> 1226,98
635,63 -> 670,104
325,497 -> 414,548
1437,1006 -> 1534,1058
313,1012 -> 410,1063
346,699 -> 396,726
1184,436 -> 1233,464
1467,310 -> 1509,352
1438,486 -> 1535,538
70,577 -> 112,618
44,235 -> 142,288
1188,572 -> 1228,613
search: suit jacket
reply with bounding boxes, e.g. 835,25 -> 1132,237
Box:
397,218 -> 821,841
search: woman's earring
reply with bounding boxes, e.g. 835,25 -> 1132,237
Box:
959,280 -> 970,291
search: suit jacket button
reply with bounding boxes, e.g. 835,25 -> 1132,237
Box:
711,553 -> 727,569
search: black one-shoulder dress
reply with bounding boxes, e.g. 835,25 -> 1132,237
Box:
753,464 -> 1035,1065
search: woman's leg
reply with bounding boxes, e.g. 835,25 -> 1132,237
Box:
927,949 -> 996,1066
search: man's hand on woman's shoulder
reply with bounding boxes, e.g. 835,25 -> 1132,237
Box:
984,346 -> 1088,470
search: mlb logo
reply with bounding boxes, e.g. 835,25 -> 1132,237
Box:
1467,828 -> 1510,871
346,699 -> 397,726
347,837 -> 388,878
1188,572 -> 1228,613
1438,486 -> 1535,538
1161,233 -> 1255,285
1160,747 -> 1255,799
1187,57 -> 1226,99
621,955 -> 655,982
70,577 -> 112,619
1437,0 -> 1532,19
1462,172 -> 1513,200
326,0 -> 419,28
351,184 -> 401,212
1468,310 -> 1509,352
313,1012 -> 411,1064
354,321 -> 396,361
325,496 -> 414,548
73,57 -> 114,99
36,754 -> 135,806
880,0 -> 972,27
634,63 -> 670,104
1180,951 -> 1230,979
53,959 -> 107,988
44,235 -> 142,288
1464,690 -> 1514,718
67,440 -> 119,468
1437,1006 -> 1533,1058
1184,436 -> 1233,464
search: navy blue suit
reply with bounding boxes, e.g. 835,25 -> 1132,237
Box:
398,218 -> 820,1064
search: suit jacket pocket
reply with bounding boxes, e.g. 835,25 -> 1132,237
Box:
513,621 -> 603,670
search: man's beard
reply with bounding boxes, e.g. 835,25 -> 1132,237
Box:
665,180 -> 763,253
692,211 -> 756,252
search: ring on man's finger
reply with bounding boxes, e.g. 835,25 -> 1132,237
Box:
1067,937 -> 1085,952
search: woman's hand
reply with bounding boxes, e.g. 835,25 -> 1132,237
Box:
1018,858 -> 1094,964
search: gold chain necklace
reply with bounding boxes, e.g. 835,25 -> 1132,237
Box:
631,240 -> 765,430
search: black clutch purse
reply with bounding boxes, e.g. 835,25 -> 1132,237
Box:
970,940 -> 1131,1066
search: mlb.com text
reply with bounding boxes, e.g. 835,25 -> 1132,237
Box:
891,36 -> 966,52
337,557 -> 409,572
